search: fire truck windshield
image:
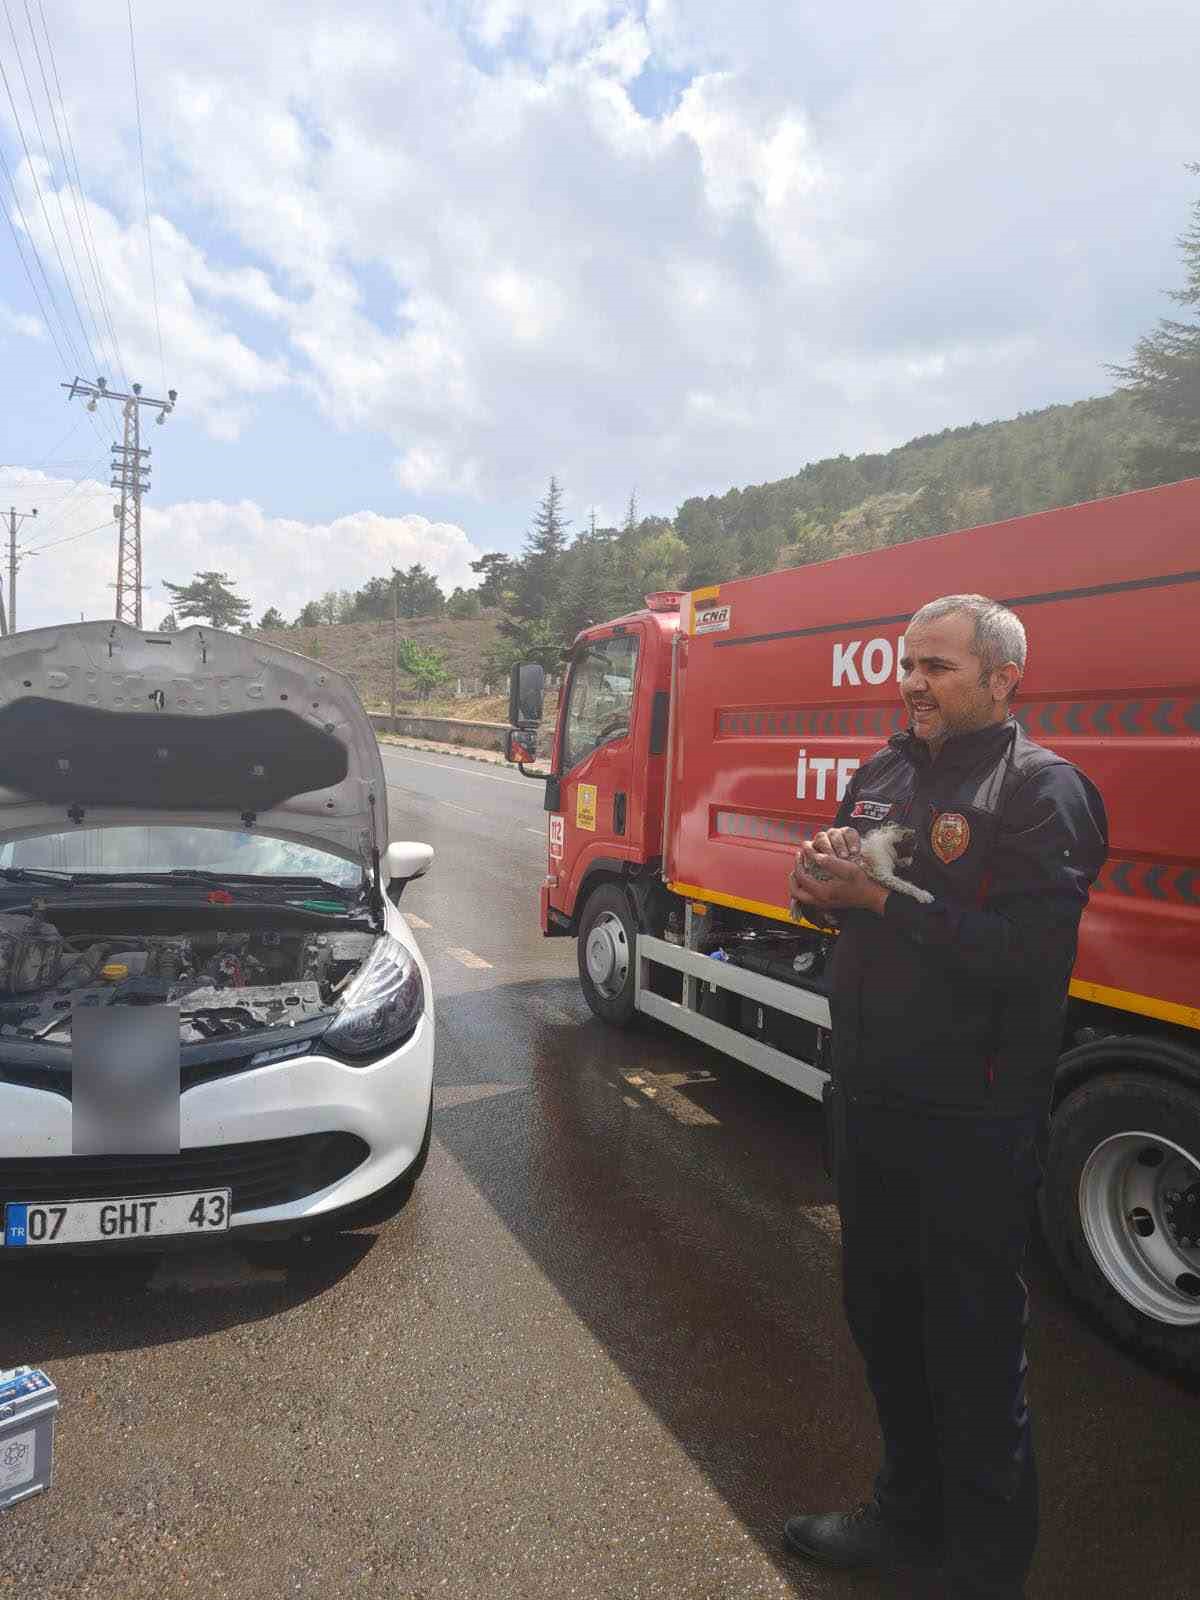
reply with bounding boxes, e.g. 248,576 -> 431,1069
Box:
561,634 -> 639,771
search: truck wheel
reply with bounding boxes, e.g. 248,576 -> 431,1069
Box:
578,884 -> 638,1026
1040,1071 -> 1200,1378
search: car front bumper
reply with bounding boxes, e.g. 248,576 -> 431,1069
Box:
0,1010 -> 434,1249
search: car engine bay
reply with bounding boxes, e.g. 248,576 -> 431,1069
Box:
0,912 -> 378,1046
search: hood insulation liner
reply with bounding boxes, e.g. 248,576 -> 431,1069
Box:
0,700 -> 349,813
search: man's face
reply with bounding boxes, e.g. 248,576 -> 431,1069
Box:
899,612 -> 1011,750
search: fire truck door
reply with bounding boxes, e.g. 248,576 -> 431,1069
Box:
556,630 -> 641,875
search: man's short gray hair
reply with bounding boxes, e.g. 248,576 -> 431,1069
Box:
908,595 -> 1027,689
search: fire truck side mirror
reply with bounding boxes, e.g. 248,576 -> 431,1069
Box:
505,727 -> 535,764
508,662 -> 545,728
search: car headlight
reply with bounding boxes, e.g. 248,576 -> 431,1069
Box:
322,937 -> 424,1061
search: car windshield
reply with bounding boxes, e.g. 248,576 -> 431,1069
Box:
0,826 -> 362,888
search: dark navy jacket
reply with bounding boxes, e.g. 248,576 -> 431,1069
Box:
827,718 -> 1108,1116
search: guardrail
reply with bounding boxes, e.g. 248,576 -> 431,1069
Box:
367,712 -> 508,752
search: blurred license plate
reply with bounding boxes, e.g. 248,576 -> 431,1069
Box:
3,1190 -> 231,1247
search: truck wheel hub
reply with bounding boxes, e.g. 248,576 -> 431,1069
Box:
1163,1183 -> 1200,1248
585,912 -> 629,999
1079,1132 -> 1200,1327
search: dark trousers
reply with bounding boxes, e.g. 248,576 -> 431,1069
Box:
832,1093 -> 1041,1599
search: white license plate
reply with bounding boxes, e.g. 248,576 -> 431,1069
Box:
3,1190 -> 232,1248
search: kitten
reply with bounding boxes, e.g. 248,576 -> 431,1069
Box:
793,822 -> 934,909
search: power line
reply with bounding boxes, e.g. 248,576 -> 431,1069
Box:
17,452 -> 111,541
19,0 -> 112,382
1,0 -> 99,377
0,140 -> 72,373
35,0 -> 129,391
20,514 -> 114,558
126,0 -> 164,392
0,135 -> 109,456
26,411 -> 85,466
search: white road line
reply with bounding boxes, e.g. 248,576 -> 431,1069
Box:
405,913 -> 432,929
525,827 -> 544,836
382,750 -> 533,787
438,798 -> 481,816
446,947 -> 493,969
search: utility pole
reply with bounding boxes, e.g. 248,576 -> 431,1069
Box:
3,506 -> 38,635
62,377 -> 177,627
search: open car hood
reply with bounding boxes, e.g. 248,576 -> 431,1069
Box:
0,622 -> 388,874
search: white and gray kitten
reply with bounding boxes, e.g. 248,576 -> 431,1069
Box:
795,822 -> 934,907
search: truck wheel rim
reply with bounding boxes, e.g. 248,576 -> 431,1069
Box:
585,912 -> 629,999
1078,1132 -> 1200,1327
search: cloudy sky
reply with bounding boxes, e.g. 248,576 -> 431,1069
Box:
1,0 -> 1197,629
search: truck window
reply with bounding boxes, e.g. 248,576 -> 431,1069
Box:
561,634 -> 640,772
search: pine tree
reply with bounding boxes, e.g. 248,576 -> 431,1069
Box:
510,476 -> 570,622
1111,163 -> 1200,481
161,572 -> 251,629
469,552 -> 517,608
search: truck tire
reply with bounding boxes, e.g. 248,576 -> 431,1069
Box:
1040,1071 -> 1200,1378
577,883 -> 638,1026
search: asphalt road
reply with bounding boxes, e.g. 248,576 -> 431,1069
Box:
1,745 -> 1196,1599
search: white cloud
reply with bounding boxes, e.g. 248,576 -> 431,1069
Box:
0,303 -> 46,340
0,467 -> 484,632
2,0 -> 1199,520
6,156 -> 289,438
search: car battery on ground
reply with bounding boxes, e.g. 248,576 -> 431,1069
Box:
0,1366 -> 58,1510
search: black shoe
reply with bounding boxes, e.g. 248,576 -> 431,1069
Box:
783,1500 -> 942,1573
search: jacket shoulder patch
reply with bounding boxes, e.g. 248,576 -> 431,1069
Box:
851,799 -> 893,821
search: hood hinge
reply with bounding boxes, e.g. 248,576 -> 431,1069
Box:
241,811 -> 257,828
67,803 -> 85,825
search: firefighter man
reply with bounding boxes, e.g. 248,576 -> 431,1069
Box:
786,594 -> 1108,1600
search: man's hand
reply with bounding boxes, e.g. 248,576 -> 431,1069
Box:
788,831 -> 889,919
810,826 -> 861,861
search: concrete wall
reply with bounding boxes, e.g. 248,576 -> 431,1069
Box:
368,712 -> 508,752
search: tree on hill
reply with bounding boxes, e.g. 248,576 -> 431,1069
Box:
320,589 -> 355,625
447,586 -> 482,619
394,563 -> 446,618
258,607 -> 286,630
484,618 -> 563,680
161,571 -> 251,629
1111,162 -> 1200,483
347,575 -> 394,621
396,637 -> 450,696
295,600 -> 324,628
508,475 -> 570,623
159,611 -> 178,632
469,551 -> 516,607
634,526 -> 689,595
550,514 -> 621,641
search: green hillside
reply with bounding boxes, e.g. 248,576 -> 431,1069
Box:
253,388 -> 1184,713
674,391 -> 1161,580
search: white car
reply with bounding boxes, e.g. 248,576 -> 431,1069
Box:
0,622 -> 434,1259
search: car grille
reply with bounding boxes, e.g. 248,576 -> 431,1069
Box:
0,1133 -> 369,1215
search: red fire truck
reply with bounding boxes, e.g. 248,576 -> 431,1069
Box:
505,477 -> 1200,1373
